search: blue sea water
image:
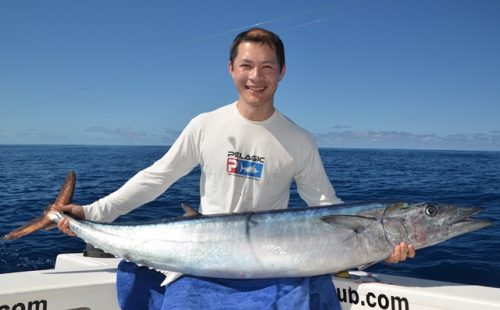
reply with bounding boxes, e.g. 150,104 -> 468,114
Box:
1,145 -> 499,288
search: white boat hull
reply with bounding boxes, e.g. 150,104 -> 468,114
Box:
1,253 -> 500,310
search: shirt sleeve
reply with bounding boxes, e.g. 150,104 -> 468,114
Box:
83,120 -> 201,222
294,140 -> 343,207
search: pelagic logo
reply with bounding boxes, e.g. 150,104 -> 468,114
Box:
227,151 -> 264,180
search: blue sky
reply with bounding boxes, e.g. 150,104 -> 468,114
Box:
1,0 -> 499,150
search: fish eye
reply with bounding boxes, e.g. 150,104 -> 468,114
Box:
425,205 -> 438,217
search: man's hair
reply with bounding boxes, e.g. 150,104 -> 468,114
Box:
229,28 -> 285,72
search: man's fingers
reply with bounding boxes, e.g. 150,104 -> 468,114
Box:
385,242 -> 416,263
399,242 -> 408,261
57,218 -> 75,236
385,244 -> 400,263
53,203 -> 73,213
408,244 -> 416,258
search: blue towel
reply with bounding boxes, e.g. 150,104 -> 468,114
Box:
117,261 -> 341,310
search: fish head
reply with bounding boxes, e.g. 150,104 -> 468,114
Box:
382,202 -> 491,250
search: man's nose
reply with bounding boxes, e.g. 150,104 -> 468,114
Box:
249,67 -> 264,80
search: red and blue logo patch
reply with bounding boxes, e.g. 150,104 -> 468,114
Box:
227,151 -> 264,180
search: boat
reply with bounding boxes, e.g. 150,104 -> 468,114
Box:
1,252 -> 500,310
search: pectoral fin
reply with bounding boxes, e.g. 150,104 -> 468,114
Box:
320,215 -> 377,234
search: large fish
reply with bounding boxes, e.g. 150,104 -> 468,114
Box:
3,171 -> 491,285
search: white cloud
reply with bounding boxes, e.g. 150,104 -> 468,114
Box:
1,126 -> 499,151
84,127 -> 180,145
0,128 -> 69,144
314,130 -> 500,151
0,127 -> 181,146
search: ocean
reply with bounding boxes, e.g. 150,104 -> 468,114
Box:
1,145 -> 499,288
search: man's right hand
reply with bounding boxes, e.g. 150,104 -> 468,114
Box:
53,204 -> 86,236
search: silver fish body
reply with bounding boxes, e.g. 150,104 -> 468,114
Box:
57,201 -> 490,279
3,171 -> 491,281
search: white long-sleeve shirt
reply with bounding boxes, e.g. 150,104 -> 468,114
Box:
83,102 -> 342,222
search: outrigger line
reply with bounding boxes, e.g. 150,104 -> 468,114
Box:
0,0 -> 385,118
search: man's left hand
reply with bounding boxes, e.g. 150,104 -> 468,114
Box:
385,242 -> 415,263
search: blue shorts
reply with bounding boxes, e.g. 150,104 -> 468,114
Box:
117,261 -> 341,310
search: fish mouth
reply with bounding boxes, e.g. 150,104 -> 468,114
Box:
449,207 -> 491,232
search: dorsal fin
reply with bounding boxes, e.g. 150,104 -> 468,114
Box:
3,170 -> 76,240
181,203 -> 201,218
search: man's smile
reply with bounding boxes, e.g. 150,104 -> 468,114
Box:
246,85 -> 267,93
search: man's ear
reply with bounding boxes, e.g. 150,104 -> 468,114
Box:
278,64 -> 286,81
228,61 -> 235,78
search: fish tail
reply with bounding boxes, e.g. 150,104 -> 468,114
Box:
2,171 -> 76,240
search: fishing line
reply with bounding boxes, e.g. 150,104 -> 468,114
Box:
0,0 -> 384,118
123,0 -> 360,52
279,1 -> 386,32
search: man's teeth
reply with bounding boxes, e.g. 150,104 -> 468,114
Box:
247,86 -> 265,91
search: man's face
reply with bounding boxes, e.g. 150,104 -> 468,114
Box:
229,42 -> 285,110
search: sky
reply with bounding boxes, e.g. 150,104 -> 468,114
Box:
1,0 -> 499,150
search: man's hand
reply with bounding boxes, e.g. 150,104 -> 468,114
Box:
52,204 -> 86,236
385,242 -> 415,263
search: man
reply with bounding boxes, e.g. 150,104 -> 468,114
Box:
58,28 -> 414,309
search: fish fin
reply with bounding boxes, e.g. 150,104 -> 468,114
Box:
54,170 -> 76,206
160,270 -> 183,286
320,215 -> 377,234
2,171 -> 75,240
2,215 -> 55,240
357,261 -> 379,270
181,203 -> 201,218
335,270 -> 351,278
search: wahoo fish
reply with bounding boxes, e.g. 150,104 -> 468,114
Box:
3,171 -> 491,285
240,165 -> 259,174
